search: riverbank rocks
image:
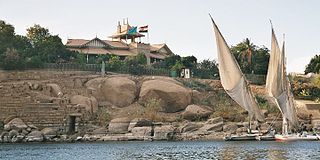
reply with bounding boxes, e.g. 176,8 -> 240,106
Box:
182,105 -> 213,121
41,128 -> 58,140
198,117 -> 224,132
180,122 -> 203,133
131,126 -> 152,137
70,95 -> 98,113
102,77 -> 137,107
26,130 -> 44,142
153,125 -> 175,140
139,79 -> 191,113
108,117 -> 131,133
128,118 -> 153,131
223,123 -> 238,134
4,118 -> 28,131
47,83 -> 63,97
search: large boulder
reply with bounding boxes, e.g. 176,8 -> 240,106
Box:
108,117 -> 131,133
139,79 -> 192,113
180,122 -> 203,133
198,122 -> 223,132
153,125 -> 175,140
182,105 -> 213,121
101,77 -> 137,107
47,83 -> 63,97
128,118 -> 153,132
223,123 -> 238,134
85,77 -> 106,101
8,129 -> 18,139
198,117 -> 224,132
131,126 -> 152,137
70,95 -> 98,113
26,131 -> 44,142
4,118 -> 28,131
41,128 -> 58,140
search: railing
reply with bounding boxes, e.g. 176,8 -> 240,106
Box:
5,63 -> 267,83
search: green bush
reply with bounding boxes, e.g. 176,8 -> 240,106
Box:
2,48 -> 26,70
25,56 -> 43,68
255,95 -> 279,113
96,108 -> 110,126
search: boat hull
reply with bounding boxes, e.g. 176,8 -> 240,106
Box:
224,134 -> 258,141
256,135 -> 275,141
275,134 -> 319,141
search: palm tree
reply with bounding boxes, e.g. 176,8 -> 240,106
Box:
237,38 -> 254,73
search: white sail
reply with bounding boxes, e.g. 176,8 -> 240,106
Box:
209,15 -> 265,122
266,28 -> 299,128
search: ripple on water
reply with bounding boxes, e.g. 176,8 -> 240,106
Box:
0,141 -> 320,160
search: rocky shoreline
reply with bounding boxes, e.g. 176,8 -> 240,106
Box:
0,117 -> 246,143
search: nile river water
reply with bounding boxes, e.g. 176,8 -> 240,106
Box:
1,141 -> 320,160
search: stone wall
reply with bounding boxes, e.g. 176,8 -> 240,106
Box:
0,70 -> 96,130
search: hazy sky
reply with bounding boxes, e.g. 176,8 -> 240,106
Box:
1,0 -> 319,73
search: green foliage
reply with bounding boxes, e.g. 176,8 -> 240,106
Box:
305,55 -> 320,74
230,38 -> 270,74
2,48 -> 26,70
136,98 -> 163,121
96,108 -> 110,126
178,79 -> 212,92
171,60 -> 184,71
73,54 -> 86,65
0,20 -> 77,70
194,59 -> 219,79
26,24 -> 50,44
163,54 -> 181,68
255,95 -> 279,113
96,54 -> 111,64
181,55 -> 197,68
312,75 -> 320,88
25,56 -> 44,68
291,76 -> 320,100
104,55 -> 126,72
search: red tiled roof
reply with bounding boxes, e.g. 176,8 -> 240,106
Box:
66,39 -> 89,47
148,53 -> 166,59
103,40 -> 129,49
68,48 -> 110,55
109,50 -> 136,56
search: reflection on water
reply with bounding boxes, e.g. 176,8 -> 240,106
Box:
0,141 -> 320,160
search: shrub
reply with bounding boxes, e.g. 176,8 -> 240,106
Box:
136,98 -> 163,121
2,48 -> 26,70
25,56 -> 43,68
96,108 -> 110,126
255,95 -> 279,113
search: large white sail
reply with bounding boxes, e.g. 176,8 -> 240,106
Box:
209,15 -> 265,122
266,28 -> 299,128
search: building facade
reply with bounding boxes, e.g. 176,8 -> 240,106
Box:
65,21 -> 173,64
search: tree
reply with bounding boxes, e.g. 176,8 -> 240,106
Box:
26,24 -> 50,45
163,54 -> 181,68
194,59 -> 219,79
181,55 -> 197,69
305,55 -> 320,74
230,39 -> 270,74
26,24 -> 74,63
2,48 -> 25,70
0,20 -> 15,59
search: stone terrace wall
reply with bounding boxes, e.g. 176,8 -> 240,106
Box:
0,70 -> 97,129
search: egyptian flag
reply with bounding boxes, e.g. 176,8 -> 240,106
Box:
139,25 -> 148,33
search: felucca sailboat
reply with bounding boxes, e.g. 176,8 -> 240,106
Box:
266,24 -> 319,141
209,14 -> 265,141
